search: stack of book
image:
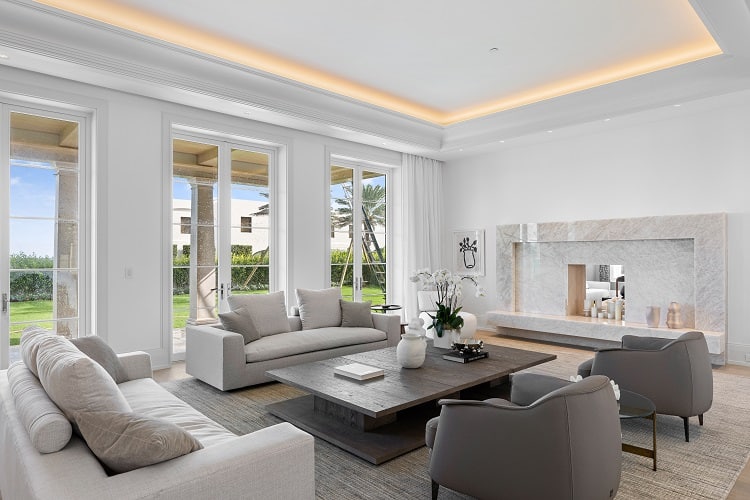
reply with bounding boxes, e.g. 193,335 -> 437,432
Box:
442,350 -> 489,363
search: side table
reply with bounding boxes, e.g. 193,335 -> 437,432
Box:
619,389 -> 657,471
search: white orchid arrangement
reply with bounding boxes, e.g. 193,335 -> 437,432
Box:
409,268 -> 486,338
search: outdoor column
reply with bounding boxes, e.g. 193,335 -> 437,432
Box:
187,181 -> 217,325
53,167 -> 78,338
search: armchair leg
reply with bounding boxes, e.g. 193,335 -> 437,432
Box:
683,417 -> 690,442
432,480 -> 440,500
699,414 -> 704,426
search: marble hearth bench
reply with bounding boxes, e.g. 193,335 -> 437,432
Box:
486,311 -> 726,365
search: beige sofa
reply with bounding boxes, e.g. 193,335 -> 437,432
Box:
186,312 -> 401,391
0,332 -> 315,500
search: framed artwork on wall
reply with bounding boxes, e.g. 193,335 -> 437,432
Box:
453,229 -> 485,276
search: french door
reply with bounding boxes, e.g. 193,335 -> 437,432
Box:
171,132 -> 274,356
1,104 -> 87,369
329,158 -> 389,304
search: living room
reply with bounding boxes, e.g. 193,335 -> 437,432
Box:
1,1 -> 750,499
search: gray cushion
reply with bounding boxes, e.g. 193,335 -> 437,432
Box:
227,291 -> 290,337
340,300 -> 374,328
71,336 -> 128,383
296,287 -> 342,329
218,307 -> 261,344
36,335 -> 131,424
75,410 -> 203,474
7,361 -> 72,453
19,326 -> 53,377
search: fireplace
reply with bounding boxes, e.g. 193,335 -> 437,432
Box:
488,213 -> 727,363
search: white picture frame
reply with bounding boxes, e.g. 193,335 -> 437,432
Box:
453,229 -> 485,276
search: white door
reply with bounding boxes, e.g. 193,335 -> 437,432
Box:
329,159 -> 389,304
1,106 -> 86,369
171,134 -> 273,357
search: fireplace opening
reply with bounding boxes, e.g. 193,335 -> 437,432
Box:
568,264 -> 625,317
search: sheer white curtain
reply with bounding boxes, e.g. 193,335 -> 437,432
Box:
402,153 -> 443,320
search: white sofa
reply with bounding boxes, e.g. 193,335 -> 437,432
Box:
0,342 -> 315,500
187,312 -> 401,391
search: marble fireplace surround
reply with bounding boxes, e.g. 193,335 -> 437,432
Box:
488,213 -> 727,362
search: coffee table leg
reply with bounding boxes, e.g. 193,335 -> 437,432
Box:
652,412 -> 657,471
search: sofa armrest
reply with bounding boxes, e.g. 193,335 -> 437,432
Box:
117,351 -> 152,381
103,422 -> 315,500
372,313 -> 401,346
186,324 -> 246,391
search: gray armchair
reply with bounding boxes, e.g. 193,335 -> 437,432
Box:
578,331 -> 713,441
425,373 -> 622,500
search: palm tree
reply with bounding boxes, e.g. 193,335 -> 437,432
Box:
331,183 -> 386,230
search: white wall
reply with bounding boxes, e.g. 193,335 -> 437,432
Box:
443,90 -> 750,365
1,67 -> 402,368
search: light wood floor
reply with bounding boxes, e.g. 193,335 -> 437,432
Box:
154,334 -> 750,499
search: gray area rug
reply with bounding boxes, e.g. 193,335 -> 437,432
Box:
161,338 -> 750,499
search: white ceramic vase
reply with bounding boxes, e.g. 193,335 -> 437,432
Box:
645,306 -> 661,328
397,332 -> 427,368
432,328 -> 456,349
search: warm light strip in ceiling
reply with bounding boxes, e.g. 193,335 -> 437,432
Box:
35,0 -> 722,126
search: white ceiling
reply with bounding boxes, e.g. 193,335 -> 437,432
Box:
1,0 -> 750,159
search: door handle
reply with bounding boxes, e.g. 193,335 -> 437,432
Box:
1,293 -> 7,313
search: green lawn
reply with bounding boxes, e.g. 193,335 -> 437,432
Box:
10,286 -> 388,344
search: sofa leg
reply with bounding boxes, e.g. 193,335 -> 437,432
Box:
699,414 -> 704,426
432,480 -> 440,500
683,417 -> 690,442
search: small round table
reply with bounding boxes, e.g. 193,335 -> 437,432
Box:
619,389 -> 657,471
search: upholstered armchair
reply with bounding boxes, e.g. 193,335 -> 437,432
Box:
578,331 -> 713,442
425,373 -> 622,500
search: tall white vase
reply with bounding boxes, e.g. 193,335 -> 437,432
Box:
645,306 -> 661,328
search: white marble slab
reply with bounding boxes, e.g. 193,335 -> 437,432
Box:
486,310 -> 725,355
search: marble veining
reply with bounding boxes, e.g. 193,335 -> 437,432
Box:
495,213 -> 727,361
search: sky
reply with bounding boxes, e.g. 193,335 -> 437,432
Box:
9,160 -> 58,257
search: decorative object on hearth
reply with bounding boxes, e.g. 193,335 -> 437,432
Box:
645,305 -> 661,327
397,319 -> 427,368
667,302 -> 683,329
409,268 -> 485,348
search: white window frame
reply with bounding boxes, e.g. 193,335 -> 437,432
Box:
1,100 -> 92,369
166,123 -> 282,360
326,152 -> 394,303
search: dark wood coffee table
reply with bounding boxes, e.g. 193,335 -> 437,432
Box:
266,344 -> 555,464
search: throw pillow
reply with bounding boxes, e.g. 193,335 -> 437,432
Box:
218,307 -> 261,344
227,291 -> 290,337
36,335 -> 132,424
75,410 -> 203,474
71,336 -> 128,384
340,300 -> 374,328
19,326 -> 54,377
296,287 -> 342,330
7,361 -> 72,454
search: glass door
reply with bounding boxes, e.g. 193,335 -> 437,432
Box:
171,135 -> 272,357
1,107 -> 84,368
329,160 -> 388,305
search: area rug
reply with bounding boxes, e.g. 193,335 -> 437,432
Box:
161,338 -> 750,499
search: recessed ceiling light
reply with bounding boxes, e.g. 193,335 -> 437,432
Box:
499,140 -> 505,143
489,47 -> 499,53
0,54 -> 9,59
547,130 -> 553,133
604,118 -> 611,122
673,104 -> 682,107
459,149 -> 464,152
